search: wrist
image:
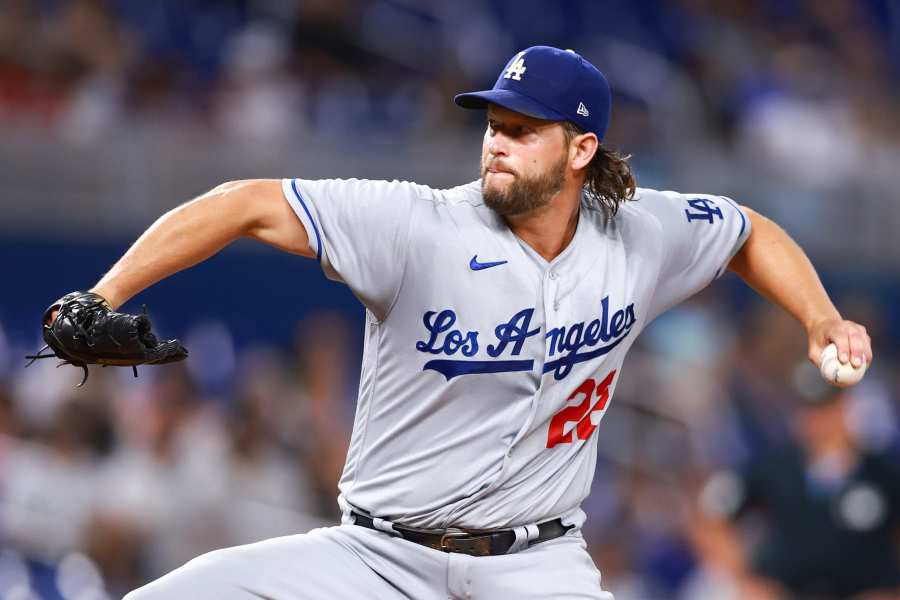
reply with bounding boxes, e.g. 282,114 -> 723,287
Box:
89,286 -> 122,310
803,309 -> 841,336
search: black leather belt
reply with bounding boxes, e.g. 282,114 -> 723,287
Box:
351,512 -> 572,557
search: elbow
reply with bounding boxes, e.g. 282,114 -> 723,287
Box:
203,180 -> 261,211
182,179 -> 267,241
211,179 -> 265,198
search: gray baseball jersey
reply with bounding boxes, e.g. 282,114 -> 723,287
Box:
281,177 -> 750,531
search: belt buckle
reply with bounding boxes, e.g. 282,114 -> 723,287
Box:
439,529 -> 469,552
440,530 -> 492,556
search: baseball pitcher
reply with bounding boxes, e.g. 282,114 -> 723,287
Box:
37,46 -> 872,599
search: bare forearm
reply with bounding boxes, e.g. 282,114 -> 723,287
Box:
728,207 -> 871,368
728,208 -> 839,332
92,181 -> 257,309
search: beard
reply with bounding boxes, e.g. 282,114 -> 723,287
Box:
481,153 -> 567,217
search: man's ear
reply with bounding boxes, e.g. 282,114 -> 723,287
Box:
570,132 -> 599,170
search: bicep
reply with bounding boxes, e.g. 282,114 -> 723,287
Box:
238,179 -> 315,258
726,205 -> 764,276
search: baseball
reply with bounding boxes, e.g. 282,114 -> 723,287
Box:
819,343 -> 867,387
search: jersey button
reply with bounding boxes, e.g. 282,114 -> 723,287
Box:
549,270 -> 558,280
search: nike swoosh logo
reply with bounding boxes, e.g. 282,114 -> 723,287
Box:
470,255 -> 508,271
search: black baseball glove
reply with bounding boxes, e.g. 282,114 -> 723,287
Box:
26,291 -> 188,386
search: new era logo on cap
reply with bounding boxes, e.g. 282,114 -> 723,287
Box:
453,46 -> 612,140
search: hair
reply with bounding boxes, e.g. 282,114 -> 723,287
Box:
561,121 -> 636,217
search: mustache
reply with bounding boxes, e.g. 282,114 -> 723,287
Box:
482,160 -> 517,176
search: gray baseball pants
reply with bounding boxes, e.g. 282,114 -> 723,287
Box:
124,524 -> 614,599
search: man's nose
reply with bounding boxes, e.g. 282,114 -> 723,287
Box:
488,133 -> 509,156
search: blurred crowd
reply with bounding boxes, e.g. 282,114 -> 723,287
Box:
1,0 -> 899,161
3,0 -> 900,261
1,311 -> 358,598
1,286 -> 898,599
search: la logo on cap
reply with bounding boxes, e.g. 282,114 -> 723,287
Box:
504,52 -> 527,81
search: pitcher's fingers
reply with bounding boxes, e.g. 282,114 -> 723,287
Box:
831,329 -> 851,364
848,329 -> 868,368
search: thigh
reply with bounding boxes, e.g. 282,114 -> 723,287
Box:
124,526 -> 415,600
465,533 -> 614,600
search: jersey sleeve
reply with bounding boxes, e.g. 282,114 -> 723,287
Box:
644,191 -> 751,321
281,177 -> 420,319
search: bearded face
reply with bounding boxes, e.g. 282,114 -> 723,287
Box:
481,150 -> 567,217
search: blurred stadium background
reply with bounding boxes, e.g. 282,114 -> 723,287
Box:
1,0 -> 899,598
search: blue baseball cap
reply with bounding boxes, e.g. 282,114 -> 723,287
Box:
454,46 -> 612,139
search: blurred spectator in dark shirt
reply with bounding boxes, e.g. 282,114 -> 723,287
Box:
693,364 -> 900,599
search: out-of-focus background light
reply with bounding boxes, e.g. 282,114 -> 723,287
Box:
1,1 -> 898,598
